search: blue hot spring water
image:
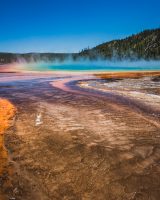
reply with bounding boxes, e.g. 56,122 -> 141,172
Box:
22,60 -> 160,72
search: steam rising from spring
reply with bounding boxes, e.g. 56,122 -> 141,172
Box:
1,55 -> 160,72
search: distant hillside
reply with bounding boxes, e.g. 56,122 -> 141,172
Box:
80,28 -> 160,60
0,53 -> 73,64
0,28 -> 160,64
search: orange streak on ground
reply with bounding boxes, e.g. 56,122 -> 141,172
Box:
0,99 -> 16,175
0,99 -> 16,134
95,71 -> 160,79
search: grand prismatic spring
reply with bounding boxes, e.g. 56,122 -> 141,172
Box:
1,0 -> 160,199
0,60 -> 160,199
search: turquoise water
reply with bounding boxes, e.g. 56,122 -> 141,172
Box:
21,61 -> 160,72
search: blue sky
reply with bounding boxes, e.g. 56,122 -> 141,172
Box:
0,0 -> 159,53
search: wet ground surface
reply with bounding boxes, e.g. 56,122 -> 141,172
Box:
0,73 -> 160,200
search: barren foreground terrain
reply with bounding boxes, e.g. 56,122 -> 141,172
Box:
0,72 -> 160,200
